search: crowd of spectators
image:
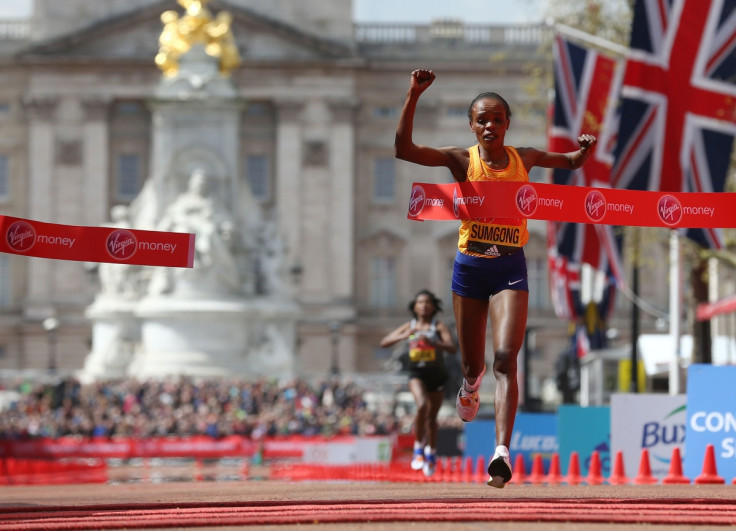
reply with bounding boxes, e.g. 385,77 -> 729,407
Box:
0,376 -> 462,440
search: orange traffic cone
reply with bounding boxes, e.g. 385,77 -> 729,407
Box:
662,447 -> 690,484
565,451 -> 582,485
546,453 -> 563,484
435,456 -> 447,482
634,448 -> 658,485
695,444 -> 725,484
463,456 -> 473,483
607,450 -> 629,485
528,454 -> 546,484
451,456 -> 463,483
509,453 -> 527,484
585,450 -> 604,485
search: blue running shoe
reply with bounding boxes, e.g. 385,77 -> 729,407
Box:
423,452 -> 436,477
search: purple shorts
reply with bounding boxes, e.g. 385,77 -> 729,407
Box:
451,249 -> 528,300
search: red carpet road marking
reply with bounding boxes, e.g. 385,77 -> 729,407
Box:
1,498 -> 735,529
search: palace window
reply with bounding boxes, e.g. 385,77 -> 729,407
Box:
246,155 -> 270,201
373,157 -> 395,202
0,255 -> 10,308
370,256 -> 396,308
115,154 -> 141,200
0,155 -> 8,200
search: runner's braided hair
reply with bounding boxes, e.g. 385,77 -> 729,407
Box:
408,289 -> 443,319
467,92 -> 512,121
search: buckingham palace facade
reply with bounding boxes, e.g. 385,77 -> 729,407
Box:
0,0 -> 682,400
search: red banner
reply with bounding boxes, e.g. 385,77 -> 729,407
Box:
696,294 -> 736,321
1,215 -> 195,267
407,181 -> 736,229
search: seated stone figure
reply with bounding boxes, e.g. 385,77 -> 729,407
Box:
148,167 -> 241,297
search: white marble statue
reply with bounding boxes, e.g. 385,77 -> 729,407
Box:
148,167 -> 241,297
248,322 -> 294,374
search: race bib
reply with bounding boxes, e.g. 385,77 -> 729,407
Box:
408,337 -> 436,363
467,221 -> 522,246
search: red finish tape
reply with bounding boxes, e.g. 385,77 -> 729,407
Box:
1,215 -> 195,268
407,181 -> 736,228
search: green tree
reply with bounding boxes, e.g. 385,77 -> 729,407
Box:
544,0 -> 632,45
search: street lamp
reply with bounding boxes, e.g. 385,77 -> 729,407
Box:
329,320 -> 341,376
42,316 -> 59,374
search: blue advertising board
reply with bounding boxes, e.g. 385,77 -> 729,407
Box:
463,419 -> 494,462
463,413 -> 557,473
557,405 -> 610,476
685,364 -> 736,481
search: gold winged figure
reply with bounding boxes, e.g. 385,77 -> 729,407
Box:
155,0 -> 242,77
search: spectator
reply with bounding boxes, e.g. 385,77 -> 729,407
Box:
0,375 -> 459,441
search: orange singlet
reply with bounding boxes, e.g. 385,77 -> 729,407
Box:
457,145 -> 530,258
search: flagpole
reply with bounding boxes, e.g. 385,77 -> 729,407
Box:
552,23 -> 629,57
709,256 -> 719,339
669,230 -> 681,395
630,229 -> 639,393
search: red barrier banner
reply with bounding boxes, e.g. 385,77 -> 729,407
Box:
0,435 -> 360,459
0,436 -> 254,459
1,215 -> 195,267
407,181 -> 736,228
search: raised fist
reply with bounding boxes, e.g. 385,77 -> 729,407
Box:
578,134 -> 597,151
410,69 -> 435,93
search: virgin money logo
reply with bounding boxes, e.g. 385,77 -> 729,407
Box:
106,229 -> 137,261
516,184 -> 538,217
658,195 -> 682,226
6,220 -> 36,252
585,190 -> 607,222
408,185 -> 426,217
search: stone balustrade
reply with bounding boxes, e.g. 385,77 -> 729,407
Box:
355,22 -> 548,46
0,19 -> 30,40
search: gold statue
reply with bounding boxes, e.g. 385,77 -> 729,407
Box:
155,0 -> 242,77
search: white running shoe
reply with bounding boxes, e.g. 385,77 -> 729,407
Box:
410,448 -> 425,471
487,446 -> 512,488
455,365 -> 486,422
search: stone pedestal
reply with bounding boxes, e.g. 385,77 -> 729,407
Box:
79,299 -> 139,383
128,296 -> 298,378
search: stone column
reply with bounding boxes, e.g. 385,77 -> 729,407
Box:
81,98 -> 110,226
22,96 -> 58,312
274,99 -> 304,287
327,99 -> 357,302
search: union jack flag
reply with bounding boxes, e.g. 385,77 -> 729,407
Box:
611,0 -> 736,249
548,35 -> 625,320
